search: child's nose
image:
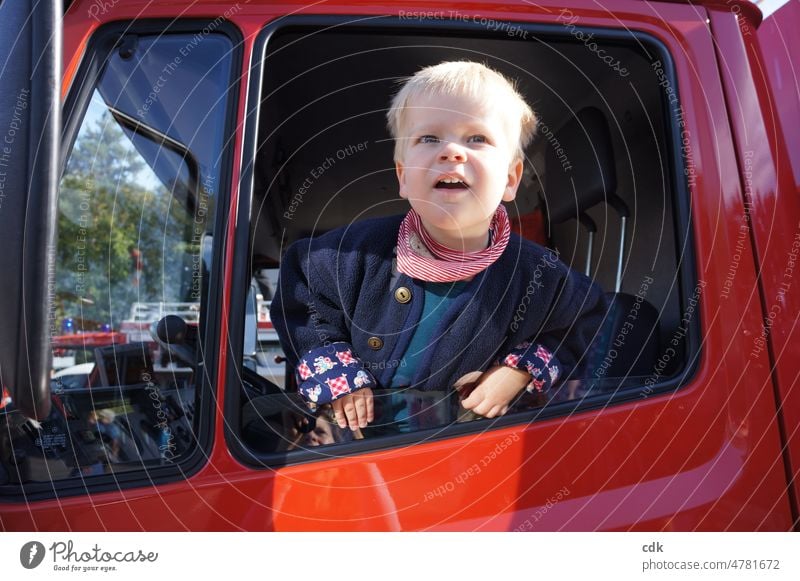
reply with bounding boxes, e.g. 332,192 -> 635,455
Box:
439,141 -> 467,162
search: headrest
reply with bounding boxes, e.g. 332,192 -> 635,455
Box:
543,107 -> 617,224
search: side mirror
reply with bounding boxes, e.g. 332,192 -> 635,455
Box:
0,0 -> 62,419
152,315 -> 198,369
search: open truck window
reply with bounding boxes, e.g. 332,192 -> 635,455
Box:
0,26 -> 236,492
236,20 -> 698,461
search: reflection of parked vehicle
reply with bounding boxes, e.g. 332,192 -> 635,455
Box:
51,363 -> 94,391
51,331 -> 126,370
120,302 -> 199,343
1,0 -> 799,531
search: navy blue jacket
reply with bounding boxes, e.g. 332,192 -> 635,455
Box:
271,214 -> 606,405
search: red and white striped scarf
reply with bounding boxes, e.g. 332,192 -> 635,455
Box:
396,205 -> 510,282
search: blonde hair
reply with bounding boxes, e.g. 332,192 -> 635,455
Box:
387,61 -> 537,162
92,409 -> 116,422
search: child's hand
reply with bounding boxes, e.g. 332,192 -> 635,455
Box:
458,366 -> 530,418
331,388 -> 374,431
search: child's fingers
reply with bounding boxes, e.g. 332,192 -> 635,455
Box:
354,391 -> 369,428
462,392 -> 511,418
484,404 -> 509,418
364,388 -> 374,423
462,393 -> 491,417
332,398 -> 348,428
476,402 -> 498,417
332,390 -> 373,430
462,390 -> 501,413
453,371 -> 483,400
341,397 -> 360,431
460,388 -> 482,410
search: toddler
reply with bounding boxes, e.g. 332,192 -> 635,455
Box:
271,61 -> 606,431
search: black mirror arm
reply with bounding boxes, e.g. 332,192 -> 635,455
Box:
14,0 -> 63,420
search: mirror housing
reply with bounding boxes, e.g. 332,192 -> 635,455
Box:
0,0 -> 62,419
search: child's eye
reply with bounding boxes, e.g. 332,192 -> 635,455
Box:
467,134 -> 488,143
419,135 -> 440,144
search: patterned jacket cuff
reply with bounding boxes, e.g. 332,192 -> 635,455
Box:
296,342 -> 377,406
498,342 -> 561,393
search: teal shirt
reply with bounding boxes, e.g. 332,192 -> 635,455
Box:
387,280 -> 468,432
390,280 -> 469,387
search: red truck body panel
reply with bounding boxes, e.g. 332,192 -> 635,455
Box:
711,1 -> 800,513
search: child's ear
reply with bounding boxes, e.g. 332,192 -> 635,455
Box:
502,158 -> 524,202
395,160 -> 409,199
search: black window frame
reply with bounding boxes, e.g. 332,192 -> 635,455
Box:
229,15 -> 699,468
0,19 -> 242,501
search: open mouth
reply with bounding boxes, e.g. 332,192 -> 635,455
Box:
435,177 -> 468,190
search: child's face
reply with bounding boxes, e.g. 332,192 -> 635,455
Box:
395,92 -> 523,243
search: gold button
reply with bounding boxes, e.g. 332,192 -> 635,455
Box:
367,337 -> 383,350
394,286 -> 412,303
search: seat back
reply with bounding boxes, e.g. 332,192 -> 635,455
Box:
544,108 -> 660,380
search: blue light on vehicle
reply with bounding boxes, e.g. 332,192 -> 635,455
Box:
61,318 -> 75,334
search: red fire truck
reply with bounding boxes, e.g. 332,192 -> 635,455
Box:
0,0 -> 798,530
